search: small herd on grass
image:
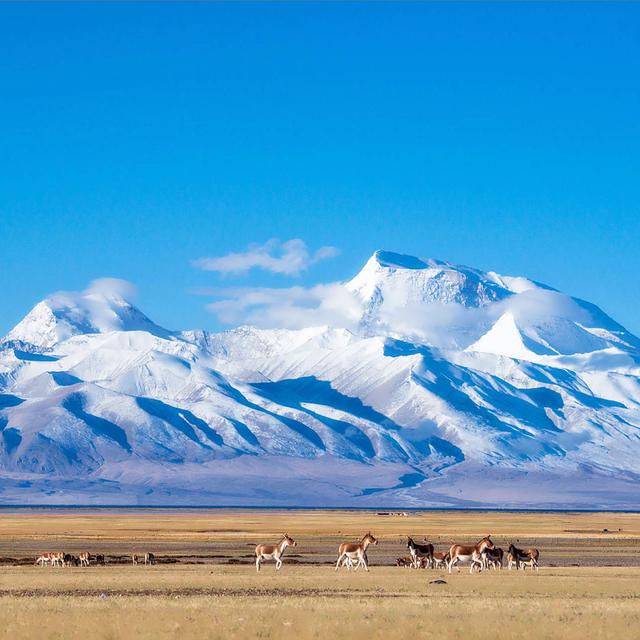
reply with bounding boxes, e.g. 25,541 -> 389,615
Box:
33,533 -> 539,574
402,535 -> 539,573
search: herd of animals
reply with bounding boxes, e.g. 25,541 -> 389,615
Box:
33,533 -> 540,574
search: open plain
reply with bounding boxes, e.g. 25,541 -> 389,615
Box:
0,509 -> 639,639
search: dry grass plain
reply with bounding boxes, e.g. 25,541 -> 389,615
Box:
0,509 -> 639,639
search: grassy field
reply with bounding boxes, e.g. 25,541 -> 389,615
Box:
0,510 -> 639,639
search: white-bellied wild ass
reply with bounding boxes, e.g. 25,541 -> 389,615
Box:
35,554 -> 50,567
36,552 -> 65,567
407,537 -> 434,568
144,552 -> 155,565
448,536 -> 494,573
255,534 -> 296,572
336,532 -> 378,572
432,551 -> 450,570
131,554 -> 139,565
507,543 -> 539,570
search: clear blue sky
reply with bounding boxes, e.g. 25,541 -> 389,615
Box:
1,2 -> 639,335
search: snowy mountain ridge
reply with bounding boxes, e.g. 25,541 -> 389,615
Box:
1,251 -> 639,508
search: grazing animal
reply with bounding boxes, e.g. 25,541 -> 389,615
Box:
407,537 -> 434,569
78,552 -> 90,567
144,552 -> 155,565
38,552 -> 65,567
255,533 -> 296,572
432,551 -> 450,570
336,532 -> 378,572
131,554 -> 139,566
508,543 -> 539,570
448,536 -> 495,574
95,554 -> 106,565
35,554 -> 51,567
482,547 -> 504,570
396,556 -> 414,567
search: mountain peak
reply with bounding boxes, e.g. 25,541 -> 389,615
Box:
2,287 -> 169,350
371,250 -> 430,270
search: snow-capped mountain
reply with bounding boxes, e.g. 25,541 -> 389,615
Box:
1,251 -> 639,508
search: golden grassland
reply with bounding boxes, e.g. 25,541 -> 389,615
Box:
0,509 -> 639,549
0,510 -> 639,639
0,565 -> 639,640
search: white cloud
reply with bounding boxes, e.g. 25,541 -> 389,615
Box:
205,283 -> 361,330
85,278 -> 137,301
192,239 -> 339,276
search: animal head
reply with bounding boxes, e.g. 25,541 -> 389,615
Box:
364,532 -> 378,545
406,536 -> 413,548
479,535 -> 494,550
283,533 -> 296,547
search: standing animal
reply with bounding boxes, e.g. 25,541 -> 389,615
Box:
336,532 -> 378,572
255,534 -> 296,572
78,552 -> 90,567
95,554 -> 106,565
407,537 -> 434,569
482,547 -> 504,570
448,536 -> 495,573
144,552 -> 155,565
507,543 -> 539,570
432,551 -> 450,570
63,553 -> 76,567
131,554 -> 139,565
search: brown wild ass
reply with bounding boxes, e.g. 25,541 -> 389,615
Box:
396,556 -> 414,567
78,552 -> 90,567
336,532 -> 378,572
407,537 -> 434,568
255,534 -> 296,572
432,551 -> 450,570
448,536 -> 494,573
508,543 -> 539,570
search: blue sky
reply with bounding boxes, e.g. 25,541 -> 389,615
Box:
1,2 -> 639,335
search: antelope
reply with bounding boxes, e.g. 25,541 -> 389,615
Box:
78,552 -> 90,567
144,552 -> 155,565
255,533 -> 296,572
407,537 -> 434,569
448,536 -> 494,573
432,551 -> 450,570
336,532 -> 377,572
508,543 -> 539,570
396,556 -> 414,567
482,546 -> 504,570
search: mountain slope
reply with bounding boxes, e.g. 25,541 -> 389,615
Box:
1,251 -> 639,508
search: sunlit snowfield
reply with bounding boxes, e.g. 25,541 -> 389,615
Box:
0,510 -> 639,639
